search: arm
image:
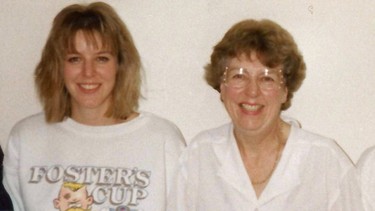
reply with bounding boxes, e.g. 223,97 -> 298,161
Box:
164,124 -> 186,197
166,148 -> 195,211
329,166 -> 364,211
3,132 -> 25,211
167,138 -> 204,211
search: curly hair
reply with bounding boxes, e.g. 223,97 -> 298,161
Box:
205,19 -> 306,110
34,2 -> 141,122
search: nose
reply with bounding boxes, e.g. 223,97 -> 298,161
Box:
244,78 -> 260,97
82,60 -> 95,77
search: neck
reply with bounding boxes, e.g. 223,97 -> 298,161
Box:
235,119 -> 290,194
234,120 -> 286,156
71,108 -> 131,126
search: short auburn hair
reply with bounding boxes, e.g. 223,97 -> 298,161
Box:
205,19 -> 306,110
35,2 -> 141,122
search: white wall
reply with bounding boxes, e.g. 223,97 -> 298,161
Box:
1,0 -> 374,162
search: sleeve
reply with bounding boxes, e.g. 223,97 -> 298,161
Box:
324,142 -> 364,211
357,147 -> 375,211
166,148 -> 194,211
329,166 -> 364,211
167,140 -> 201,211
164,124 -> 187,201
3,130 -> 26,211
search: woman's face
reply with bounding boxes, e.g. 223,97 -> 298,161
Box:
63,30 -> 117,118
220,53 -> 287,135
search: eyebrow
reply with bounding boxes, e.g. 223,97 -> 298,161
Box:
94,50 -> 113,55
226,67 -> 279,72
65,50 -> 114,55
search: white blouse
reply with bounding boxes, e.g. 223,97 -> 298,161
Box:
168,121 -> 363,211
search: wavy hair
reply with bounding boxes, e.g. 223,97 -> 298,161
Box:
205,19 -> 306,110
35,2 -> 141,122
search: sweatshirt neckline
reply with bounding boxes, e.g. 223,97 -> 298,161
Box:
60,112 -> 147,136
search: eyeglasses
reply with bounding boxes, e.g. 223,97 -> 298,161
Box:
222,67 -> 284,90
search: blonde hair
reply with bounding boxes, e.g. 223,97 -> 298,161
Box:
35,2 -> 141,122
63,182 -> 85,191
205,19 -> 306,110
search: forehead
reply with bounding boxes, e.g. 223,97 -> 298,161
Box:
60,186 -> 86,194
227,52 -> 281,71
66,30 -> 111,53
227,54 -> 266,70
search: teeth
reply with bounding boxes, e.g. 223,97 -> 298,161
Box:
69,202 -> 82,208
80,84 -> 99,90
241,104 -> 261,111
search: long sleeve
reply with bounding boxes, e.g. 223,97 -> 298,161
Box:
3,132 -> 25,211
166,149 -> 193,211
329,166 -> 364,211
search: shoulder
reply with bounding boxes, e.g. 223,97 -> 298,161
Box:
188,123 -> 231,150
357,146 -> 375,171
9,112 -> 47,135
293,127 -> 343,152
291,126 -> 353,167
140,111 -> 181,131
357,146 -> 375,206
177,124 -> 232,171
139,111 -> 186,145
5,113 -> 48,155
193,123 -> 231,142
282,116 -> 336,150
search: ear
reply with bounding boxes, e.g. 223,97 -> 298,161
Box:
219,84 -> 225,102
87,196 -> 94,205
53,199 -> 60,209
281,86 -> 288,103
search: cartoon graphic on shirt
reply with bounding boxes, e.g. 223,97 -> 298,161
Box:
30,165 -> 151,210
53,182 -> 93,211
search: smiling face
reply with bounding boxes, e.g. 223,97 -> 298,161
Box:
220,52 -> 287,136
63,30 -> 117,121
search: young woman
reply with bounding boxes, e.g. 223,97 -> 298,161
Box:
3,2 -> 185,210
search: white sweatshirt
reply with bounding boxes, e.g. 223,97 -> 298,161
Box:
3,112 -> 185,211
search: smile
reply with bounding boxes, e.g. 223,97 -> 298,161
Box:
240,103 -> 263,112
68,202 -> 82,208
79,83 -> 100,90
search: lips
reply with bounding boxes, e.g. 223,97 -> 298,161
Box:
77,83 -> 101,94
68,202 -> 82,208
240,103 -> 263,112
79,83 -> 100,90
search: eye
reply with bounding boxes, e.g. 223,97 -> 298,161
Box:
231,73 -> 245,80
227,68 -> 248,81
96,56 -> 110,63
259,73 -> 278,84
63,193 -> 71,200
261,76 -> 275,82
66,56 -> 81,64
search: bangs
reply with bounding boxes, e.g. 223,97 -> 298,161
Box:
230,41 -> 282,69
65,30 -> 113,54
59,9 -> 115,54
221,23 -> 284,69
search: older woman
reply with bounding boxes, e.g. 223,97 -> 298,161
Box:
168,19 -> 362,210
3,2 -> 185,211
